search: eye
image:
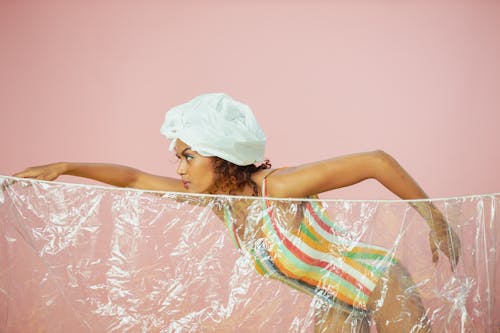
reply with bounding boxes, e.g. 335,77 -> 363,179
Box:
185,154 -> 194,161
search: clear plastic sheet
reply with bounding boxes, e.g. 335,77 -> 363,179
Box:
0,175 -> 498,332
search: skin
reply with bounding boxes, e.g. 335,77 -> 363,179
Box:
174,143 -> 218,194
12,139 -> 460,332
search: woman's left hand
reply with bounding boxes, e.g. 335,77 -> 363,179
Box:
411,201 -> 461,271
428,215 -> 461,272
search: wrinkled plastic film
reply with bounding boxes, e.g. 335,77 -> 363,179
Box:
0,176 -> 498,332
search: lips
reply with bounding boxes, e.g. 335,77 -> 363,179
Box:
182,180 -> 190,189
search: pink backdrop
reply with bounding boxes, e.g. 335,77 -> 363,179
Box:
0,1 -> 499,199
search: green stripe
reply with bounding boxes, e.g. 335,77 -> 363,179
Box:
351,261 -> 387,277
249,248 -> 270,275
342,251 -> 398,265
299,222 -> 320,242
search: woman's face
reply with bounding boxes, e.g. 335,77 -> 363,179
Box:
174,139 -> 217,193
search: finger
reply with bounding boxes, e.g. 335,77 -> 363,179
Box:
449,252 -> 457,272
432,246 -> 439,264
450,241 -> 460,272
12,170 -> 34,178
429,234 -> 439,264
446,232 -> 460,272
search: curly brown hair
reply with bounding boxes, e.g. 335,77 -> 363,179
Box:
210,158 -> 271,195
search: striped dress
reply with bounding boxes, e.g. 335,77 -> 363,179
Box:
223,177 -> 397,313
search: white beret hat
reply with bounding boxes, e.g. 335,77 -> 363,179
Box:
160,93 -> 266,166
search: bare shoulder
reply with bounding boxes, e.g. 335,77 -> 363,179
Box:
250,167 -> 292,196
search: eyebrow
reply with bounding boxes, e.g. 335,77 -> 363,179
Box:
175,147 -> 194,157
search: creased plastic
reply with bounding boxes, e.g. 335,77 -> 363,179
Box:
0,175 -> 498,332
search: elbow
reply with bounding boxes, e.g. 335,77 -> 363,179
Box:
372,149 -> 394,164
371,150 -> 398,177
372,149 -> 390,159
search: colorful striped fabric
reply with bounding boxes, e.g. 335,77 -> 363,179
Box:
223,178 -> 397,313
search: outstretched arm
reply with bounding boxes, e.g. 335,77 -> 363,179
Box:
13,162 -> 186,192
266,150 -> 426,199
266,150 -> 460,270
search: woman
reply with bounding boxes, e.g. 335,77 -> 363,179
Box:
14,93 -> 460,332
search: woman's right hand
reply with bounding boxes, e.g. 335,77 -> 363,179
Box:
13,162 -> 67,181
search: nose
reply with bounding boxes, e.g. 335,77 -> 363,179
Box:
176,159 -> 187,176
